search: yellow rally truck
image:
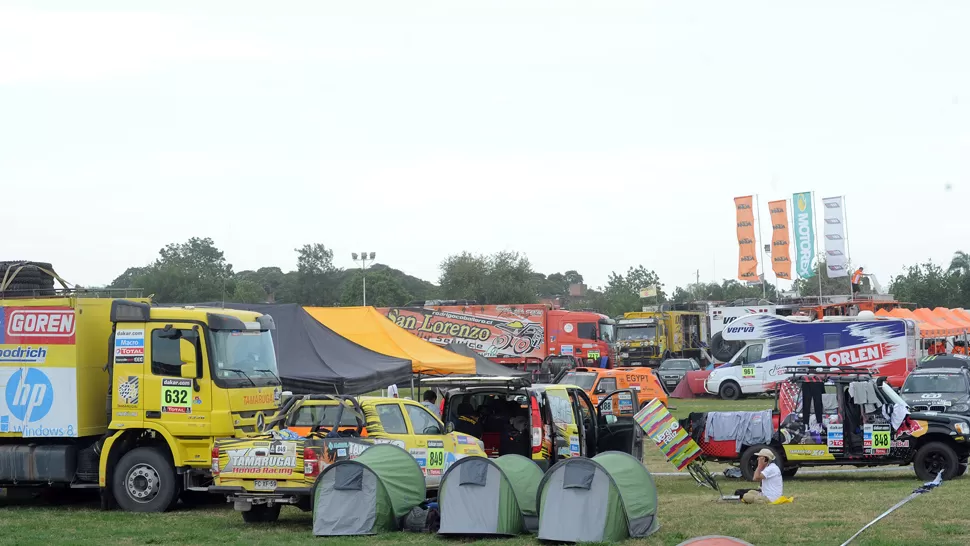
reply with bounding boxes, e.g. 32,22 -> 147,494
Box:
616,310 -> 707,367
0,296 -> 281,512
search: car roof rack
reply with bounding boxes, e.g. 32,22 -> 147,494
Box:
782,365 -> 875,378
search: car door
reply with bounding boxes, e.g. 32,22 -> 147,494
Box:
737,343 -> 766,392
543,387 -> 581,460
402,402 -> 449,487
594,389 -> 642,459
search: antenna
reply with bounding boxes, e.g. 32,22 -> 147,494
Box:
222,275 -> 226,309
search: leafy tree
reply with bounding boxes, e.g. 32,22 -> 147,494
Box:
109,266 -> 148,289
229,279 -> 267,303
236,267 -> 286,302
293,243 -> 341,306
600,265 -> 665,316
439,252 -> 488,301
439,251 -> 537,304
948,251 -> 970,276
889,262 -> 961,308
123,237 -> 234,302
340,270 -> 411,307
792,261 -> 857,297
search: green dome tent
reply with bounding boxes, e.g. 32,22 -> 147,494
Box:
312,444 -> 426,536
437,454 -> 544,536
537,451 -> 659,542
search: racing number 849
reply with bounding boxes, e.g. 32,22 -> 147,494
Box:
428,450 -> 444,468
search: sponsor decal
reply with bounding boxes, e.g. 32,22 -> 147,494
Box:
825,343 -> 887,366
827,424 -> 844,455
161,378 -> 192,414
1,367 -> 77,437
243,393 -> 275,405
409,448 -> 428,471
726,322 -> 755,334
864,424 -> 892,455
561,345 -> 574,355
117,375 -> 139,406
791,192 -> 815,278
0,307 -> 76,345
114,329 -> 145,364
569,435 -> 580,457
427,440 -> 445,475
563,323 -> 574,334
456,435 -> 475,445
0,346 -> 47,363
920,393 -> 943,399
223,442 -> 298,475
116,411 -> 137,417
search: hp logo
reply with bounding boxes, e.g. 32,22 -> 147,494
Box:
5,368 -> 54,422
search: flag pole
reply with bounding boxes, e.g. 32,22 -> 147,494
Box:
812,191 -> 823,301
843,194 -> 854,297
755,194 -> 767,299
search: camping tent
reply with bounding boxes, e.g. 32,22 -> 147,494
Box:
442,342 -> 530,377
537,451 -> 659,542
174,303 -> 412,394
312,444 -> 426,536
437,454 -> 543,536
305,307 -> 476,375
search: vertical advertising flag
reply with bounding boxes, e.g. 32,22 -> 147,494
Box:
822,196 -> 849,277
791,192 -> 815,279
734,196 -> 759,282
768,199 -> 792,280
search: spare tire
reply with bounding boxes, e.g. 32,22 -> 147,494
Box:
710,332 -> 744,363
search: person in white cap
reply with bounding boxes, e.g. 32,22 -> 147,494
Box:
742,448 -> 783,504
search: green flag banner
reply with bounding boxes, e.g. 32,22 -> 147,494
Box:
791,191 -> 815,279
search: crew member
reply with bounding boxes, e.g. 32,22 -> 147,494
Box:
422,390 -> 440,417
740,448 -> 783,504
387,383 -> 399,398
851,267 -> 865,294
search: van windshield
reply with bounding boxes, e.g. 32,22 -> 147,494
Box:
560,372 -> 597,390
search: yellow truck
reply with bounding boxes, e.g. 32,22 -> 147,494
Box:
616,310 -> 707,367
0,296 -> 281,512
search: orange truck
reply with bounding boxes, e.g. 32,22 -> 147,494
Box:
380,302 -> 617,368
558,367 -> 667,410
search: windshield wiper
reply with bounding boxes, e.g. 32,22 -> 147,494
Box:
254,368 -> 281,385
222,368 -> 256,387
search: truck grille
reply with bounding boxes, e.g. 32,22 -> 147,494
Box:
233,409 -> 277,434
624,346 -> 659,358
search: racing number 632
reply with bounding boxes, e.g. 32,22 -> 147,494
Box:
164,389 -> 188,405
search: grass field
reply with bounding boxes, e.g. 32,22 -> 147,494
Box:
2,397 -> 968,545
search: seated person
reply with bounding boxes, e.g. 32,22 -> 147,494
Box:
738,448 -> 784,504
454,401 -> 484,438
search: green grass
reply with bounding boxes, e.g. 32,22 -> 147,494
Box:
2,397 -> 968,545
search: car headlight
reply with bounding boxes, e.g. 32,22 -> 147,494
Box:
950,404 -> 970,413
477,439 -> 485,451
955,422 -> 970,435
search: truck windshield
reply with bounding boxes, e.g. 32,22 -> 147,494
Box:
599,323 -> 615,343
902,373 -> 968,394
559,371 -> 597,390
211,329 -> 280,387
618,325 -> 656,341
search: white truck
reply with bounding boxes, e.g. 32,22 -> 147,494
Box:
705,313 -> 919,400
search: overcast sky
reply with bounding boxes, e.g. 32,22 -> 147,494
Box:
2,1 -> 967,292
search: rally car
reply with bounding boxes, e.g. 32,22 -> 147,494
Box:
688,366 -> 970,482
900,367 -> 970,418
209,394 -> 485,523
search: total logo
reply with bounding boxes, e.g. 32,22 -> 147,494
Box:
4,368 -> 53,423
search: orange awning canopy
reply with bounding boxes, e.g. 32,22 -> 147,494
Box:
304,306 -> 476,376
875,308 -> 948,338
932,307 -> 970,331
913,308 -> 968,337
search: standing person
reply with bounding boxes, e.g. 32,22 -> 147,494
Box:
387,383 -> 399,398
422,390 -> 440,417
740,448 -> 783,504
851,267 -> 865,294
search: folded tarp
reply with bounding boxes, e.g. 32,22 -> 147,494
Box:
442,342 -> 529,377
185,303 -> 412,394
305,306 -> 476,376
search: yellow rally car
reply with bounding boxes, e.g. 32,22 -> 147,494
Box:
209,394 -> 485,523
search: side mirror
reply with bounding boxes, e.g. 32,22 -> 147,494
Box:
179,338 -> 198,378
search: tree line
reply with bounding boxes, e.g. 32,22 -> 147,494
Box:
104,237 -> 970,314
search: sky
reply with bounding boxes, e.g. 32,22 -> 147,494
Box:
2,1 -> 968,292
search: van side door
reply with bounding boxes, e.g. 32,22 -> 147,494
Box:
736,343 -> 766,392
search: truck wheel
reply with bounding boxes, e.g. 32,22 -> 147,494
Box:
740,445 -> 781,481
914,442 -> 960,481
242,503 -> 282,523
719,381 -> 741,401
782,467 -> 799,478
113,447 -> 180,513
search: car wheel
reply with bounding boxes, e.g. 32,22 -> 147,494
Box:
740,444 -> 781,482
782,467 -> 799,478
241,503 -> 282,523
719,381 -> 741,401
914,441 -> 960,481
112,447 -> 180,513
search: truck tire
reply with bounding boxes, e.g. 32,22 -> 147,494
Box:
718,381 -> 741,401
740,444 -> 781,481
782,467 -> 799,478
914,442 -> 960,481
242,503 -> 282,523
113,447 -> 181,513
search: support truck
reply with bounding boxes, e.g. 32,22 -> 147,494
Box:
616,311 -> 707,368
380,303 -> 617,368
0,296 -> 281,512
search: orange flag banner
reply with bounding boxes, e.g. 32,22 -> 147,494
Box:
768,199 -> 792,280
734,196 -> 758,281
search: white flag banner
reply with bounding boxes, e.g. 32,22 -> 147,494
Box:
822,196 -> 849,277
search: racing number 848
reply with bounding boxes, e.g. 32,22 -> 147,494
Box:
873,431 -> 890,448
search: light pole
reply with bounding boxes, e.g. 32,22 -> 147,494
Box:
351,252 -> 376,306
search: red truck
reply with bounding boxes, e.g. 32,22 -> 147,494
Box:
379,302 -> 617,368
